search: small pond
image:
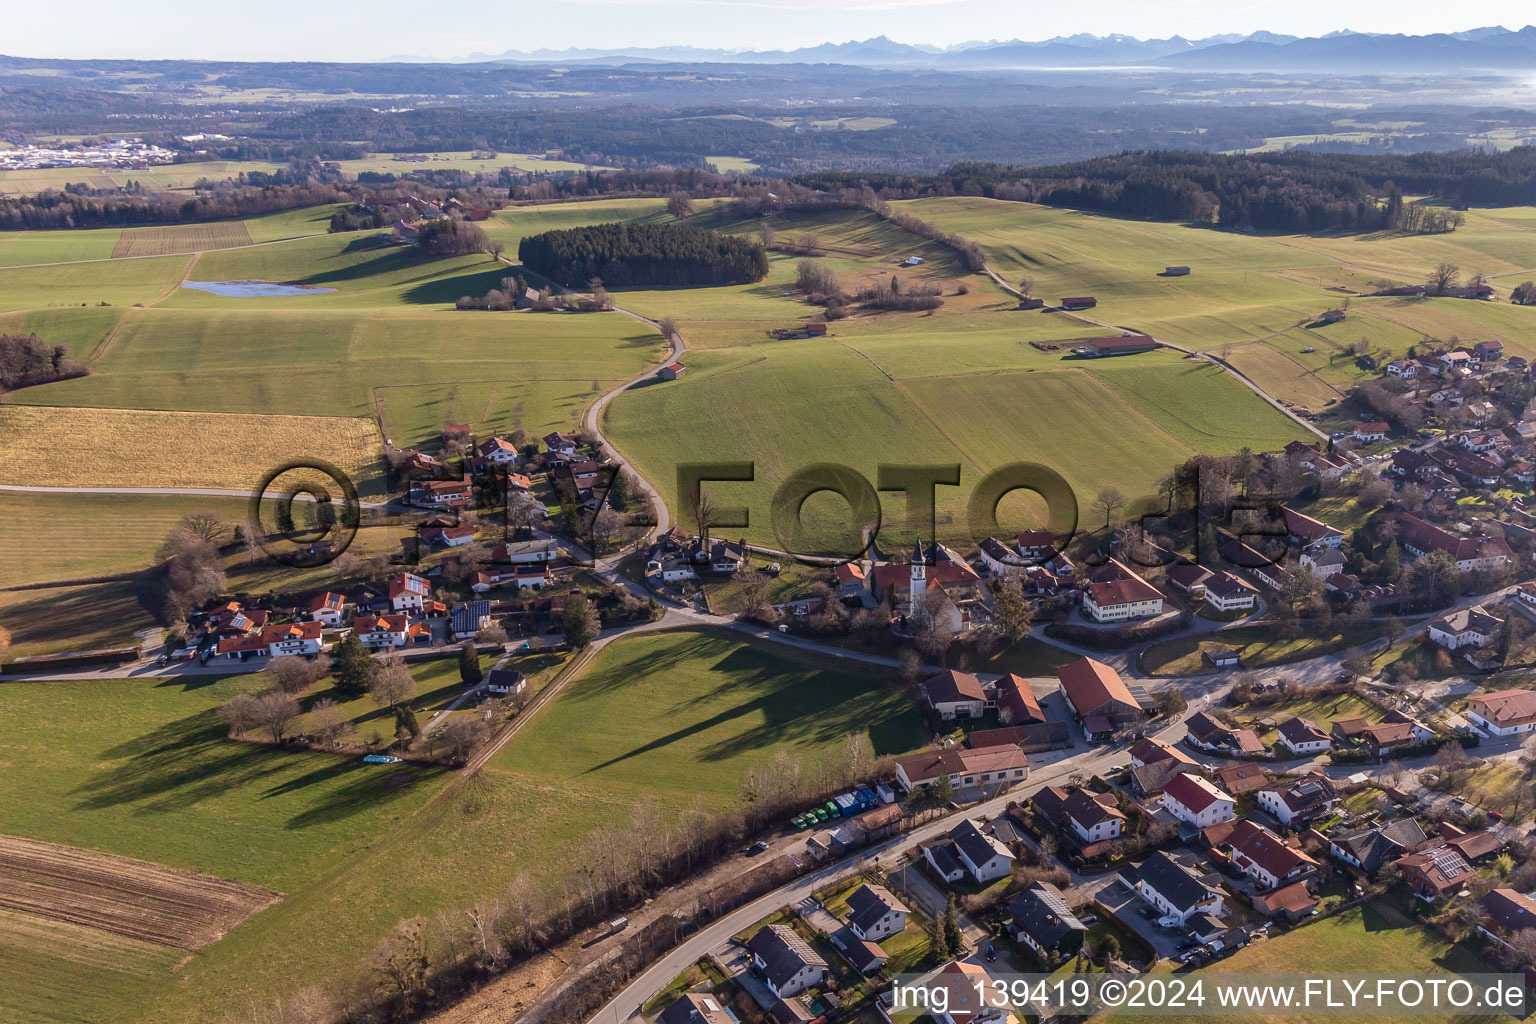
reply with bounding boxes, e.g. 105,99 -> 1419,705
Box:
181,280 -> 336,297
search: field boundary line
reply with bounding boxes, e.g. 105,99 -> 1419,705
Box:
88,251 -> 198,362
889,378 -> 990,476
1074,369 -> 1197,455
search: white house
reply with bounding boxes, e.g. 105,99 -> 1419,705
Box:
746,924 -> 826,999
943,819 -> 1014,884
309,592 -> 346,627
1082,565 -> 1165,623
1130,852 -> 1224,926
1354,422 -> 1388,443
1276,716 -> 1331,756
1466,688 -> 1536,737
1058,788 -> 1125,844
263,621 -> 324,658
846,884 -> 909,942
477,436 -> 520,465
1225,821 -> 1318,891
388,572 -> 431,612
1203,571 -> 1259,613
1256,775 -> 1338,827
353,613 -> 409,649
1160,774 -> 1236,829
1428,605 -> 1501,651
921,669 -> 990,721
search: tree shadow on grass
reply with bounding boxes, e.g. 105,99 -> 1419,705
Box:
73,705 -> 437,825
398,263 -> 527,307
570,634 -> 921,773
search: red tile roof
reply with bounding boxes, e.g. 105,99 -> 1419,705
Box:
1057,657 -> 1139,718
1163,773 -> 1231,814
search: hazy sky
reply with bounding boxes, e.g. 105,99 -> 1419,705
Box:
6,0 -> 1534,62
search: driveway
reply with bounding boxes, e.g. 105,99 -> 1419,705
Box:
1091,876 -> 1188,962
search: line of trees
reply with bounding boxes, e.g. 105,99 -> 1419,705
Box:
0,181 -> 359,231
517,222 -> 768,287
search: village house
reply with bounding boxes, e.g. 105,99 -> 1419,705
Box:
977,537 -> 1026,576
658,994 -> 738,1024
414,476 -> 475,508
1161,773 -> 1237,830
1081,559 -> 1165,623
659,993 -> 739,1024
1276,716 -> 1332,755
893,744 -> 1028,794
1251,880 -> 1318,922
891,961 -> 1012,1024
1441,824 -> 1506,864
421,523 -> 477,549
925,819 -> 1014,885
1223,820 -> 1318,891
388,572 -> 431,612
492,537 -> 559,564
1213,762 -> 1270,796
747,925 -> 826,999
1006,882 -> 1087,961
1466,688 -> 1536,736
993,673 -> 1046,726
1035,785 -> 1126,844
450,600 -> 492,640
1256,774 -> 1338,827
1057,656 -> 1147,740
1300,547 -> 1347,580
1123,851 -> 1225,926
1396,512 -> 1511,571
216,620 -> 325,660
352,613 -> 411,649
1354,421 -> 1389,443
309,592 -> 346,627
1203,571 -> 1260,613
920,669 -> 990,721
1479,888 -> 1536,953
1395,847 -> 1475,902
1130,735 -> 1197,770
1282,506 -> 1344,551
1328,818 -> 1427,874
484,667 -> 526,697
1184,712 -> 1265,758
1164,561 -> 1212,599
846,884 -> 908,942
476,436 -> 520,466
1428,605 -> 1502,651
1360,716 -> 1433,758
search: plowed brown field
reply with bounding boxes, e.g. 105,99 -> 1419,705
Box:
0,835 -> 279,949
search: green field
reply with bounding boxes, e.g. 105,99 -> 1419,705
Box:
899,196 -> 1536,410
0,627 -> 923,1023
605,342 -> 1305,551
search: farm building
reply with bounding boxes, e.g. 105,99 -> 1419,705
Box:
1163,266 -> 1190,276
657,362 -> 687,381
1072,335 -> 1158,358
1060,296 -> 1097,310
1017,297 -> 1045,310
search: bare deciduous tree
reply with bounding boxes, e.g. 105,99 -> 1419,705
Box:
369,655 -> 418,708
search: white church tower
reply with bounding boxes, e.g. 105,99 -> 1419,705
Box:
909,537 -> 926,604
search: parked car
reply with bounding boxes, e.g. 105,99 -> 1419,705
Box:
747,840 -> 770,855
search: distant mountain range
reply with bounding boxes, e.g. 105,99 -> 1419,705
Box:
411,27 -> 1536,72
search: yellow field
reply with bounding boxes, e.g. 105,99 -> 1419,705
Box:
110,222 -> 253,259
0,405 -> 381,492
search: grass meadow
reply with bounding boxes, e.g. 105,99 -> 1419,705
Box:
0,627 -> 922,1023
0,405 -> 381,492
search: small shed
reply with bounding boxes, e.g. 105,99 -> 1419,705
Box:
1060,296 -> 1098,310
1164,266 -> 1191,276
1017,297 -> 1045,310
657,362 -> 687,381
